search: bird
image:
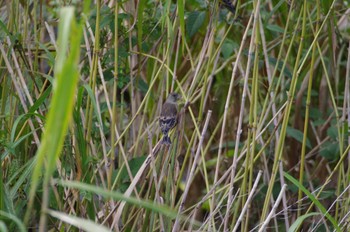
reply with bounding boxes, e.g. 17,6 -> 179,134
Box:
220,0 -> 236,14
159,92 -> 181,145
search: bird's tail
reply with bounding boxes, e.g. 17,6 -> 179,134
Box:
161,135 -> 172,145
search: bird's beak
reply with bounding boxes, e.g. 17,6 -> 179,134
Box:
177,94 -> 182,102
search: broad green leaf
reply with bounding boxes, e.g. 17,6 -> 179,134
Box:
221,39 -> 238,59
320,142 -> 339,161
118,156 -> 147,183
286,126 -> 312,149
186,11 -> 206,38
326,126 -> 338,140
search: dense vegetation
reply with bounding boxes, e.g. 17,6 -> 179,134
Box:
1,0 -> 350,231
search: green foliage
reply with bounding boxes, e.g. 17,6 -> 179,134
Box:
0,0 -> 349,231
284,172 -> 341,231
220,38 -> 238,59
116,156 -> 147,184
286,126 -> 312,148
186,11 -> 207,38
47,209 -> 110,232
288,212 -> 320,232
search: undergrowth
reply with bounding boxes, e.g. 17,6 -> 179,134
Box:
1,0 -> 350,231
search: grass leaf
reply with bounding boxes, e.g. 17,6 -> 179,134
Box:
284,172 -> 341,231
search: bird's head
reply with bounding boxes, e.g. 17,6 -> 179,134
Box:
166,92 -> 182,104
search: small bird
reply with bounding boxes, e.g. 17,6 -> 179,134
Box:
159,92 -> 181,145
220,0 -> 236,14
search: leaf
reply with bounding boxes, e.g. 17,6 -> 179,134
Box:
186,11 -> 206,38
265,0 -> 286,21
137,0 -> 147,51
309,108 -> 321,120
118,156 -> 147,183
321,0 -> 332,14
284,172 -> 341,232
268,57 -> 292,78
27,6 -> 83,217
326,126 -> 338,140
38,42 -> 55,66
286,126 -> 312,149
221,39 -> 238,59
135,78 -> 149,94
266,24 -> 285,33
8,158 -> 36,199
0,210 -> 26,232
288,212 -> 320,232
47,210 -> 110,232
82,84 -> 103,125
27,86 -> 52,115
320,142 -> 339,161
178,0 -> 185,41
57,180 -> 180,220
100,5 -> 114,29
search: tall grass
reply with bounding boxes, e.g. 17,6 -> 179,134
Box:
1,0 -> 350,231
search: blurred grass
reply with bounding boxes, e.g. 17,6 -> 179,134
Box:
24,5 -> 87,230
1,0 -> 350,231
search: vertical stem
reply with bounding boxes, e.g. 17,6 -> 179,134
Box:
260,0 -> 307,225
85,0 -> 101,146
243,18 -> 260,231
110,0 -> 119,190
297,0 -> 319,217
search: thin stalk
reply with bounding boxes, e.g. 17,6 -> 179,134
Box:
0,42 -> 40,145
233,171 -> 263,232
225,1 -> 261,229
258,184 -> 287,232
344,41 -> 350,219
110,0 -> 119,190
112,140 -> 163,227
297,0 -> 319,217
258,12 -> 289,229
0,53 -> 7,131
260,0 -> 306,224
258,0 -> 296,133
198,5 -> 218,123
85,0 -> 101,146
243,23 -> 260,231
314,41 -> 343,221
172,110 -> 212,232
174,127 -> 197,197
33,0 -> 39,72
216,13 -> 254,231
187,24 -> 212,97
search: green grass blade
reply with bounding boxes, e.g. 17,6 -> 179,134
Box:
57,180 -> 179,220
288,212 -> 320,232
0,210 -> 26,232
284,172 -> 340,231
46,209 -> 110,232
26,6 -> 83,223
